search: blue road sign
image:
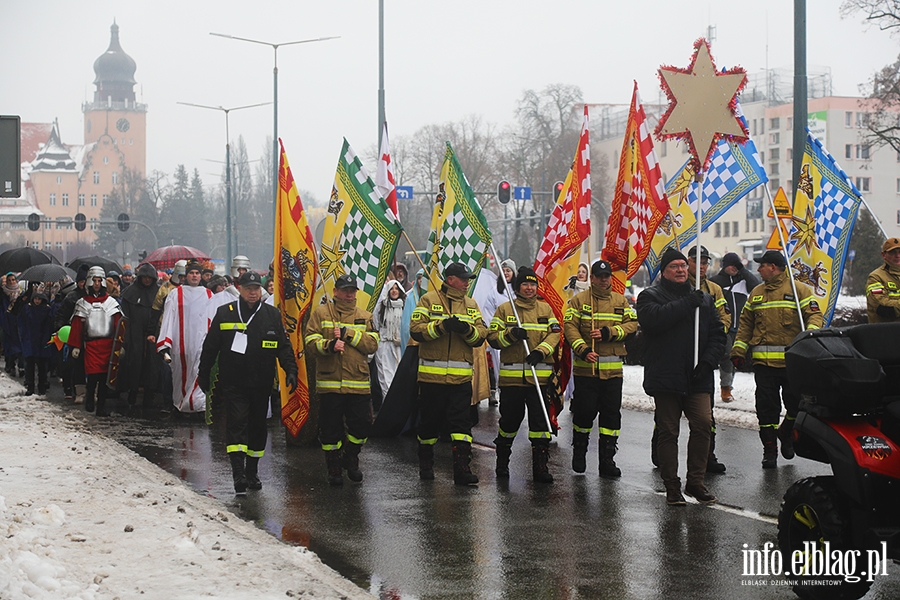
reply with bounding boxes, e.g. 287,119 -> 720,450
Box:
395,186 -> 414,200
514,186 -> 531,201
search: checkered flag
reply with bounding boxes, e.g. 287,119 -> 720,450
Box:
426,142 -> 492,286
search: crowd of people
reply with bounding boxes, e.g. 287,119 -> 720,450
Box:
2,238 -> 898,503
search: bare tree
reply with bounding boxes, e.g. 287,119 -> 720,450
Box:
841,0 -> 900,31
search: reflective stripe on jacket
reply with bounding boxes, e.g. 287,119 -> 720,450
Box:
486,296 -> 559,386
304,300 -> 379,394
563,286 -> 636,379
866,263 -> 900,323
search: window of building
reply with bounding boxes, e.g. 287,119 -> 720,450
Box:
56,176 -> 62,184
90,194 -> 97,207
752,119 -> 757,136
847,144 -> 853,159
93,171 -> 100,184
732,221 -> 738,237
771,178 -> 780,192
31,242 -> 39,250
715,223 -> 722,238
129,139 -> 133,146
856,177 -> 871,192
723,222 -> 730,237
56,242 -> 62,251
78,194 -> 85,206
787,179 -> 792,192
112,172 -> 118,185
857,112 -> 869,128
846,111 -> 853,127
898,210 -> 900,225
746,220 -> 750,233
112,138 -> 117,145
787,147 -> 792,162
102,194 -> 108,206
62,193 -> 68,207
49,193 -> 56,206
770,132 -> 780,145
760,119 -> 765,134
103,156 -> 109,165
771,163 -> 780,175
753,219 -> 758,232
770,148 -> 780,161
770,117 -> 780,130
86,120 -> 91,134
787,117 -> 793,130
861,144 -> 871,160
44,242 -> 51,251
896,178 -> 900,193
90,218 -> 98,231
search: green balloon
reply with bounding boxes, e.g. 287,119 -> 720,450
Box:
57,325 -> 70,344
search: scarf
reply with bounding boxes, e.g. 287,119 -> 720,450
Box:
380,298 -> 404,342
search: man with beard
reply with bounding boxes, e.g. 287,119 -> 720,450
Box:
119,263 -> 161,407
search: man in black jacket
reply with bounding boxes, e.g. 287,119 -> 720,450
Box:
637,248 -> 726,506
709,252 -> 760,402
118,263 -> 161,407
199,271 -> 298,495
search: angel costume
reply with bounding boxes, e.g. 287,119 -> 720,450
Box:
157,283 -> 213,412
372,280 -> 406,401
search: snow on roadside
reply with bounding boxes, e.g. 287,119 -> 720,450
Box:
0,374 -> 372,600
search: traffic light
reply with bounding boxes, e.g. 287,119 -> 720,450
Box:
27,212 -> 40,231
74,213 -> 86,232
139,250 -> 148,262
498,180 -> 511,204
553,181 -> 565,202
117,213 -> 130,232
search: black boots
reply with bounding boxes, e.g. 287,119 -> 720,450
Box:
665,479 -> 686,506
707,431 -> 726,473
532,445 -> 553,484
418,444 -> 435,480
342,443 -> 363,482
778,419 -> 795,460
245,456 -> 261,490
572,431 -> 588,473
760,428 -> 778,469
599,434 -> 621,479
452,442 -> 478,486
325,449 -> 343,486
684,482 -> 717,504
230,453 -> 247,495
495,441 -> 512,478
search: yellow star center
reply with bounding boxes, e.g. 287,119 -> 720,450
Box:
790,205 -> 818,256
319,239 -> 346,283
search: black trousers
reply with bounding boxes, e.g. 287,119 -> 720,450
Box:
220,383 -> 271,457
85,373 -> 108,406
318,392 -> 373,450
572,376 -> 624,436
754,365 -> 799,427
417,381 -> 473,445
25,357 -> 48,391
496,385 -> 550,446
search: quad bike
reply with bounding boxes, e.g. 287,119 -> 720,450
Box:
778,323 -> 900,599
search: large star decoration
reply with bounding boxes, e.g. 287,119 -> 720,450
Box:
655,38 -> 748,171
319,239 -> 346,283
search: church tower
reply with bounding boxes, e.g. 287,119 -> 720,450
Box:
82,21 -> 146,177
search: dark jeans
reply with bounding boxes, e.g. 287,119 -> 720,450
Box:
85,373 -> 108,408
25,357 -> 48,392
496,385 -> 550,447
220,383 -> 271,457
654,392 -> 712,487
417,381 -> 473,445
318,392 -> 373,450
718,330 -> 737,389
572,376 -> 624,436
753,365 -> 799,427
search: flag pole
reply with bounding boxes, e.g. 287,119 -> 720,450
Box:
859,194 -> 889,240
693,172 -> 704,367
489,241 -> 554,433
763,185 -> 806,331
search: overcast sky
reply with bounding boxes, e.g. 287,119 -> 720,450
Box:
2,0 -> 896,200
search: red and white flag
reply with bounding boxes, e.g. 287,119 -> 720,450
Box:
602,82 -> 668,292
375,121 -> 399,220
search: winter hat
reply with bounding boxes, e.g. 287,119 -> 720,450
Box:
75,264 -> 90,283
755,250 -> 787,269
136,263 -> 158,281
659,248 -> 688,271
722,252 -> 742,269
514,266 -> 539,290
500,259 -> 517,274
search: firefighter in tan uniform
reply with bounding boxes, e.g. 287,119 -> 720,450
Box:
687,246 -> 729,474
564,260 -> 637,478
305,274 -> 380,486
866,237 -> 900,323
410,262 -> 489,486
731,250 -> 823,468
487,267 -> 560,484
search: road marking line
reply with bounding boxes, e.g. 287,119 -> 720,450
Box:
654,491 -> 778,523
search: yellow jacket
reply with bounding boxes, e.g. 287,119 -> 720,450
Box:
304,298 -> 379,394
410,285 -> 488,385
563,286 -> 637,379
866,263 -> 900,323
732,271 -> 823,368
689,273 -> 729,332
487,296 -> 560,386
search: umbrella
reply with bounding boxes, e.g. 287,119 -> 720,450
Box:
19,263 -> 76,283
67,256 -> 124,276
0,247 -> 59,274
144,245 -> 211,270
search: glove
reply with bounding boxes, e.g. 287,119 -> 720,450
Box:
876,304 -> 897,318
286,372 -> 298,394
327,338 -> 340,353
162,351 -> 172,364
444,316 -> 468,334
509,326 -> 528,341
600,326 -> 612,342
731,355 -> 745,370
71,348 -> 81,359
691,362 -> 713,383
525,350 -> 543,366
686,290 -> 704,308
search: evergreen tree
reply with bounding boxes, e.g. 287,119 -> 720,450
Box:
847,207 -> 886,295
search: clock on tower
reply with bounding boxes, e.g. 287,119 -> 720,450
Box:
116,118 -> 130,132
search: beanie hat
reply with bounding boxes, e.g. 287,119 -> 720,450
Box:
514,266 -> 538,291
722,252 -> 742,269
659,248 -> 688,271
75,264 -> 90,283
500,259 -> 517,273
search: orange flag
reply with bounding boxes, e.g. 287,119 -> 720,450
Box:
274,140 -> 318,436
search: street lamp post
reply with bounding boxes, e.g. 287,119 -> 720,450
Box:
177,101 -> 270,264
209,32 -> 339,228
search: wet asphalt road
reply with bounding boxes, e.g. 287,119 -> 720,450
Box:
43,384 -> 900,600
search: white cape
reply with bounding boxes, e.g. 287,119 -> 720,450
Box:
157,284 -> 213,412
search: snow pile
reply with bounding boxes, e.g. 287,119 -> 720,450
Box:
0,375 -> 372,600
